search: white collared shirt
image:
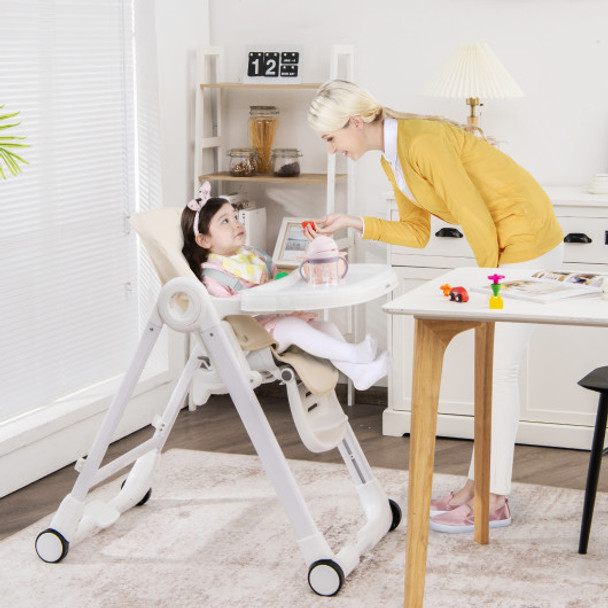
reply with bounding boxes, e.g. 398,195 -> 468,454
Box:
382,116 -> 415,201
360,117 -> 416,237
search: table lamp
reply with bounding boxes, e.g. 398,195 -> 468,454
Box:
420,42 -> 524,128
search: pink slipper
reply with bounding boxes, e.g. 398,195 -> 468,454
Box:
429,500 -> 512,534
430,492 -> 462,517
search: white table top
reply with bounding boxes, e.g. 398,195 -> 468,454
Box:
241,263 -> 398,313
383,267 -> 608,327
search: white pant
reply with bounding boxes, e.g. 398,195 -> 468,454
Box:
467,243 -> 565,495
271,317 -> 392,391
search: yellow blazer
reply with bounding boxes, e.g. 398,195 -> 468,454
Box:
362,119 -> 563,267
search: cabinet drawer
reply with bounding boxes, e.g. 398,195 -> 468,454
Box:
387,196 -> 608,267
388,207 -> 608,267
557,216 -> 608,265
389,210 -> 475,266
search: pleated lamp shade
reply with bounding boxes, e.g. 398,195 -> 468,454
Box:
421,43 -> 524,99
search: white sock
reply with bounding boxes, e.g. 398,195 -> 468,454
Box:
352,333 -> 378,363
332,350 -> 393,391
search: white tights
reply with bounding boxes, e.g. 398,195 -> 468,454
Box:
272,316 -> 392,391
467,243 -> 565,495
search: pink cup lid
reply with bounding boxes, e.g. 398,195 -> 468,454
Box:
306,235 -> 339,259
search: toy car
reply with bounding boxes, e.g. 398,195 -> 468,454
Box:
449,286 -> 469,303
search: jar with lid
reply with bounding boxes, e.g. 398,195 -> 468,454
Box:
227,147 -> 258,177
249,105 -> 279,174
271,148 -> 302,177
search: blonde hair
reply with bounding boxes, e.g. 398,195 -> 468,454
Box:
307,79 -> 489,140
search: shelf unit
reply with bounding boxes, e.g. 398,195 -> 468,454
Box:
193,46 -> 354,237
195,82 -> 346,186
193,45 -> 361,404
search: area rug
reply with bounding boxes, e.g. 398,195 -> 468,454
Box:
1,449 -> 607,608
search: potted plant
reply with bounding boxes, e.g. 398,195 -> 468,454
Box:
0,105 -> 29,179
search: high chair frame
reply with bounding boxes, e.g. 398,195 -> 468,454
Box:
35,270 -> 401,597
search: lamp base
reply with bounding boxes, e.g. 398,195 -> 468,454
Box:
466,97 -> 481,129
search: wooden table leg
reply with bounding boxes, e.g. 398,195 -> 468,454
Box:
404,319 -> 484,608
473,322 -> 494,545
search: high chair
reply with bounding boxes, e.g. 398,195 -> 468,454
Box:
34,207 -> 400,597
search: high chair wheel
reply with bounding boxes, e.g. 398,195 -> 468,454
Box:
136,488 -> 152,506
388,498 -> 402,531
308,559 -> 344,596
120,480 -> 152,506
35,528 -> 69,563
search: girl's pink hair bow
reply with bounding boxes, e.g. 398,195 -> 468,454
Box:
187,181 -> 211,236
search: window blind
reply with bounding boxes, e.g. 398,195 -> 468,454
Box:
0,0 -> 144,422
132,0 -> 165,337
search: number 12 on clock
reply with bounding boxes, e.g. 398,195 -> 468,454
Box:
247,52 -> 280,77
244,47 -> 302,84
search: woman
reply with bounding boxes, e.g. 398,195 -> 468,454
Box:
307,79 -> 564,534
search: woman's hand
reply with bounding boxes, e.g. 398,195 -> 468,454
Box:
301,220 -> 317,241
312,214 -> 363,236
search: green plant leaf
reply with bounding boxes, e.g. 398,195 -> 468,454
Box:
0,124 -> 22,132
0,141 -> 30,149
0,149 -> 22,176
0,105 -> 29,179
0,109 -> 20,120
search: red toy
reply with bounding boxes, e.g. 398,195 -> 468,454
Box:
448,286 -> 469,303
301,220 -> 317,231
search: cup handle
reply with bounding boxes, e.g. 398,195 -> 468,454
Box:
299,261 -> 309,281
339,258 -> 348,278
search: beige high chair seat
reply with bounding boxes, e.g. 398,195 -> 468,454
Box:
34,206 -> 401,597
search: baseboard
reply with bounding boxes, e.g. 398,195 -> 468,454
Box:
0,373 -> 177,498
382,407 -> 598,450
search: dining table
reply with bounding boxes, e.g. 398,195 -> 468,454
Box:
383,266 -> 608,607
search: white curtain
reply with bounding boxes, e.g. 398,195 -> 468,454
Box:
0,0 -> 160,423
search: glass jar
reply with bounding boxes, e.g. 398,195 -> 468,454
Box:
271,148 -> 302,177
249,105 -> 279,174
227,147 -> 258,177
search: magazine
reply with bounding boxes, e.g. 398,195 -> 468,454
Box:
473,270 -> 608,303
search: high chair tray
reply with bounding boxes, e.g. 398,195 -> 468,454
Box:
241,263 -> 398,312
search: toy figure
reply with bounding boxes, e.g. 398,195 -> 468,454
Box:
488,274 -> 505,309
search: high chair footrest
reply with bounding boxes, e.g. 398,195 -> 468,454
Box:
309,413 -> 348,435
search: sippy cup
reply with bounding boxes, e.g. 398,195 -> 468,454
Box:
299,235 -> 348,286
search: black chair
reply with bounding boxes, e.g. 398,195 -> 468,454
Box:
578,365 -> 608,554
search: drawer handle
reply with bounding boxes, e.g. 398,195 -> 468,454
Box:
435,227 -> 463,239
564,232 -> 592,244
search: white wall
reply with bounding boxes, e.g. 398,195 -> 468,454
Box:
208,0 -> 608,231
155,0 -> 209,205
207,0 -> 608,356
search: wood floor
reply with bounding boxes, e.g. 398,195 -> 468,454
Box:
1,388 -> 604,541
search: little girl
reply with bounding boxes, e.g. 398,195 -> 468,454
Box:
181,183 -> 392,391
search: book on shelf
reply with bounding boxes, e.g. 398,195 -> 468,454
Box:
473,270 -> 608,303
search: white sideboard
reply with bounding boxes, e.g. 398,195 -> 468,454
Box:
383,185 -> 608,449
